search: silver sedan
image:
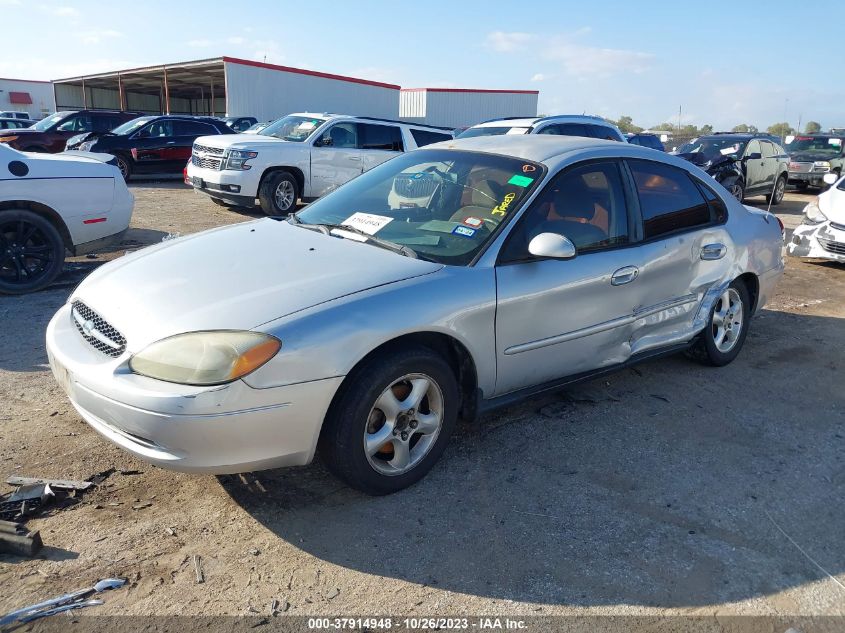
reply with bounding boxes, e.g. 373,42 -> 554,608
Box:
46,136 -> 784,494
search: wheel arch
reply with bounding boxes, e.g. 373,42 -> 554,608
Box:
331,331 -> 480,423
736,272 -> 760,313
0,200 -> 74,252
259,166 -> 305,195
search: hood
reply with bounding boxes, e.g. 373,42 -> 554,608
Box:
788,151 -> 841,163
819,184 -> 845,224
192,133 -> 293,151
676,152 -> 735,172
0,128 -> 40,137
72,219 -> 443,352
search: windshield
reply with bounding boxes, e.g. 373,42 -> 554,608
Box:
259,115 -> 326,141
457,126 -> 531,138
676,137 -> 747,161
785,136 -> 844,155
112,117 -> 155,136
32,112 -> 71,131
294,149 -> 544,266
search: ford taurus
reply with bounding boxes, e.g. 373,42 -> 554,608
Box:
46,136 -> 784,494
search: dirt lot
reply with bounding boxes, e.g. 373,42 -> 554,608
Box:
1,182 -> 844,620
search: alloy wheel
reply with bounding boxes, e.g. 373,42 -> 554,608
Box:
274,180 -> 295,212
0,218 -> 55,286
774,178 -> 785,203
363,373 -> 444,476
712,288 -> 744,353
116,156 -> 129,179
730,184 -> 743,201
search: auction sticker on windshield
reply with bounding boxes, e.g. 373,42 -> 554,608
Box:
342,212 -> 393,235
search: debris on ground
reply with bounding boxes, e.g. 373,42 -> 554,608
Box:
0,520 -> 43,557
193,554 -> 205,584
0,483 -> 55,521
6,476 -> 93,492
0,577 -> 126,626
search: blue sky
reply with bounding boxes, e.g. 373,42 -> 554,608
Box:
1,0 -> 841,130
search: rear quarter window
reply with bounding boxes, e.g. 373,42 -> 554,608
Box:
410,129 -> 452,147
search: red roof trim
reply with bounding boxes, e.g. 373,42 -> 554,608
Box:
222,57 -> 400,90
9,92 -> 33,104
401,88 -> 539,95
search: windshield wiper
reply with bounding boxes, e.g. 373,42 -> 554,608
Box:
321,223 -> 422,259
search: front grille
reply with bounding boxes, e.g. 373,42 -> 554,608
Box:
789,162 -> 813,174
193,143 -> 224,155
192,143 -> 225,170
192,155 -> 223,170
393,174 -> 438,198
70,301 -> 127,358
818,237 -> 845,255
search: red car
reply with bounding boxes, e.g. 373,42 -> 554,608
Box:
0,110 -> 141,153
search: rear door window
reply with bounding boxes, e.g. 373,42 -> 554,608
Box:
175,120 -> 219,136
359,123 -> 404,151
628,159 -> 712,239
537,123 -> 594,138
590,124 -> 622,141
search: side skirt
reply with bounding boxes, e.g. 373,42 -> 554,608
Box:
476,341 -> 695,417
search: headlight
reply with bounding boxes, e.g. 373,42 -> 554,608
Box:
129,331 -> 281,386
79,141 -> 95,151
224,149 -> 258,170
0,136 -> 19,143
813,161 -> 831,171
802,198 -> 828,225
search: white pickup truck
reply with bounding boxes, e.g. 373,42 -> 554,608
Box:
186,113 -> 453,214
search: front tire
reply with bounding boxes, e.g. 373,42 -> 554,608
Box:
687,280 -> 750,367
258,171 -> 299,215
728,180 -> 745,202
318,346 -> 459,495
767,175 -> 786,205
0,210 -> 65,295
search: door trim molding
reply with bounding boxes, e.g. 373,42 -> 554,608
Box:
503,293 -> 697,355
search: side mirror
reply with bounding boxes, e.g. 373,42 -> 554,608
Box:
745,152 -> 762,160
528,233 -> 577,260
823,173 -> 838,185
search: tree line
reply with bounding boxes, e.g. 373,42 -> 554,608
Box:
611,115 -> 823,137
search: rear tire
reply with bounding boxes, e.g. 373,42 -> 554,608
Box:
767,175 -> 786,205
111,154 -> 131,180
318,346 -> 459,495
686,280 -> 751,367
0,209 -> 65,295
258,171 -> 299,215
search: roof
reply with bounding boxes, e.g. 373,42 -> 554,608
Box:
471,114 -> 614,129
223,57 -> 400,90
426,134 -> 620,163
401,87 -> 539,95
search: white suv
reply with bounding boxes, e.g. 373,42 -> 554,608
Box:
186,113 -> 453,214
458,115 -> 627,142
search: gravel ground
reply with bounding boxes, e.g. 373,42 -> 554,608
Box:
0,181 -> 843,620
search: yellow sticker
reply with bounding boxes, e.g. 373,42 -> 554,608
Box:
491,192 -> 516,217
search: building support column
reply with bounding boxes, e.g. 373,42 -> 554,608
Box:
210,78 -> 215,117
81,77 -> 87,108
118,73 -> 126,111
163,66 -> 170,115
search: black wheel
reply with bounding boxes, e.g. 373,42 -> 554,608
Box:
318,346 -> 459,495
111,154 -> 131,180
258,171 -> 299,215
727,180 -> 745,203
686,280 -> 751,367
767,175 -> 786,205
0,210 -> 65,295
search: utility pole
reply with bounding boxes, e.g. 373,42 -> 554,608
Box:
678,105 -> 682,133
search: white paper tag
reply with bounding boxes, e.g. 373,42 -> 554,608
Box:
341,212 -> 393,235
719,145 -> 740,156
298,121 -> 317,130
506,127 -> 530,135
829,138 -> 842,147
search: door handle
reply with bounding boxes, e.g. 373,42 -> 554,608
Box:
700,243 -> 727,260
611,265 -> 639,286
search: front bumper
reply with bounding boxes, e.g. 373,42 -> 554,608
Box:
787,221 -> 845,262
788,171 -> 829,186
186,162 -> 259,207
46,303 -> 343,473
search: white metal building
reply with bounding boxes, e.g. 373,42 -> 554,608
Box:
0,77 -> 56,119
52,57 -> 401,122
400,88 -> 539,128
